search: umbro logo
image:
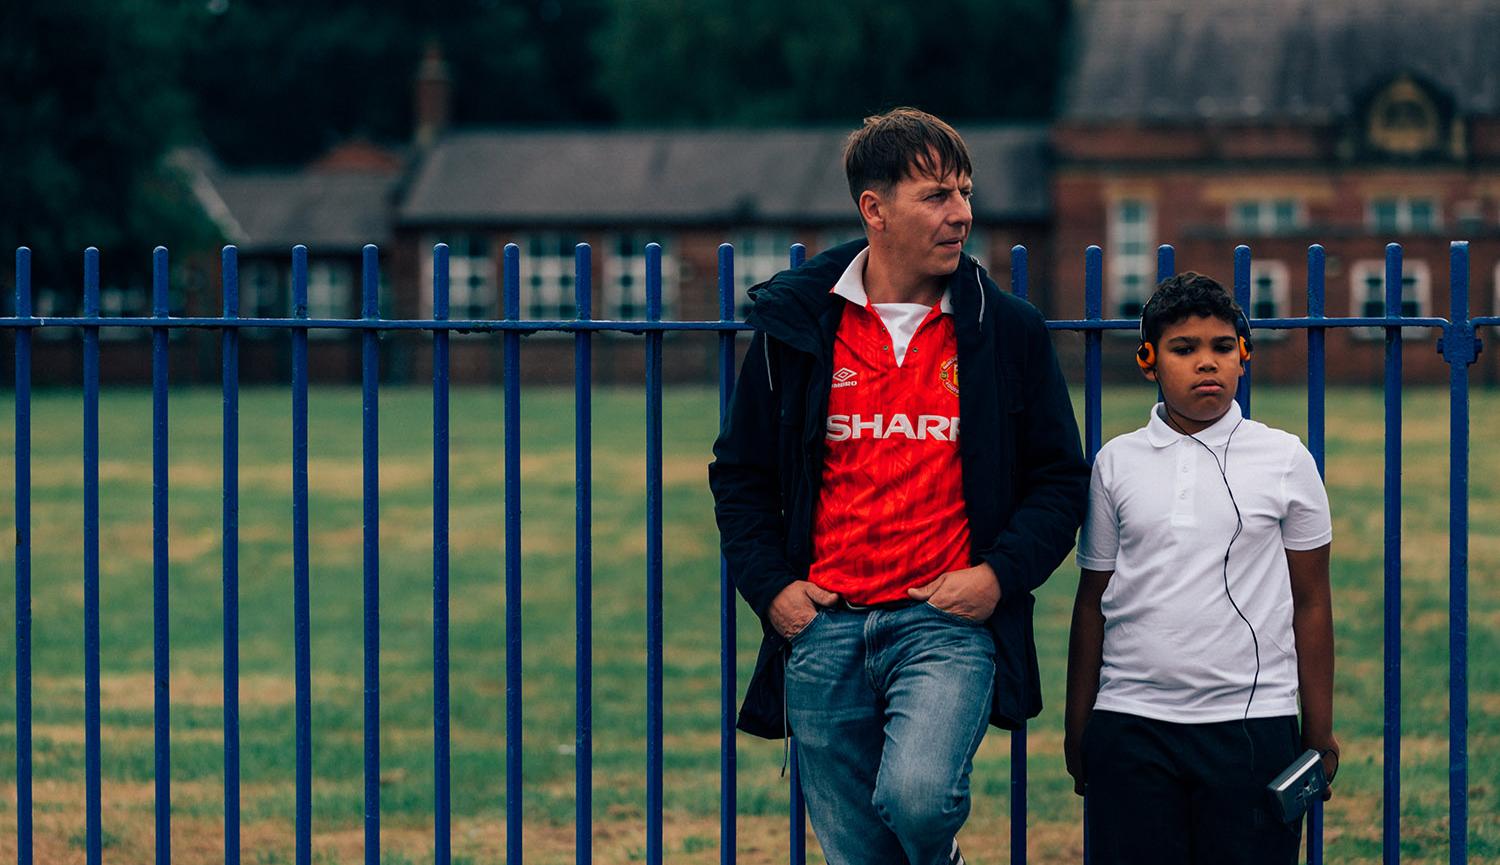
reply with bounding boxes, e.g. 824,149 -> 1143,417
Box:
832,367 -> 859,389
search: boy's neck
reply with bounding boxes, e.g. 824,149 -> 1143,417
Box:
1160,402 -> 1231,437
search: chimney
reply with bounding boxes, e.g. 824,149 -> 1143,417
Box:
414,40 -> 451,149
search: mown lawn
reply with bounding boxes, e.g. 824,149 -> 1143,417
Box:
0,383 -> 1495,864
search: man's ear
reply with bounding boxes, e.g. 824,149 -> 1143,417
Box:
858,189 -> 884,232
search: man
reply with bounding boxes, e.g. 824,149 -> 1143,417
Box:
709,108 -> 1089,864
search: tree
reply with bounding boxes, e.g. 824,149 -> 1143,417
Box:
595,0 -> 1070,125
180,0 -> 614,167
0,0 -> 219,300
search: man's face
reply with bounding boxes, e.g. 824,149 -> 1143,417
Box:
1144,314 -> 1244,433
868,166 -> 973,281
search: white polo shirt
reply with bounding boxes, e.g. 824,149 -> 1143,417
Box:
1076,402 -> 1333,723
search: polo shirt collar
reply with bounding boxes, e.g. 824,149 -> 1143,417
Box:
831,247 -> 954,314
1144,399 -> 1244,449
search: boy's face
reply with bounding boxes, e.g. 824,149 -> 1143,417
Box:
1143,314 -> 1244,434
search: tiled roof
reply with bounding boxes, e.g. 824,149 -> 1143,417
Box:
397,126 -> 1050,225
177,150 -> 398,253
1062,0 -> 1500,122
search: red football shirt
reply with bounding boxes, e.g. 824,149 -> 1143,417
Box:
807,294 -> 971,604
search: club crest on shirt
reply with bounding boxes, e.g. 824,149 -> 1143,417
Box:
939,356 -> 959,396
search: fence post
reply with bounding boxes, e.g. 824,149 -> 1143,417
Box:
1438,241 -> 1478,865
575,242 -> 595,865
1233,245 -> 1252,416
787,243 -> 808,865
151,246 -> 172,865
361,243 -> 382,865
1305,244 -> 1327,865
1009,245 -> 1029,865
82,246 -> 103,865
502,242 -> 523,865
290,244 -> 313,865
433,243 -> 452,865
1382,243 -> 1404,865
13,247 -> 33,865
645,243 -> 665,865
717,243 -> 737,865
221,245 -> 242,865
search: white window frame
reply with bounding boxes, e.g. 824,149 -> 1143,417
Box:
1367,196 -> 1441,234
240,260 -> 285,322
1228,198 -> 1305,235
307,261 -> 354,340
424,234 -> 498,321
98,282 -> 149,341
516,232 -> 582,323
1350,258 -> 1432,340
604,232 -> 678,321
1246,260 -> 1290,341
1109,198 -> 1155,321
731,230 -> 795,320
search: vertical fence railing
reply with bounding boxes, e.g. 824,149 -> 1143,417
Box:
1384,243 -> 1404,865
151,246 -> 172,865
574,243 -> 595,865
291,244 -> 314,865
716,243 -> 737,865
432,243 -> 453,865
1010,246 -> 1030,865
1306,243 -> 1327,865
82,247 -> 102,865
0,239 -> 1477,865
221,246 -> 242,865
645,244 -> 665,865
502,242 -> 523,864
12,247 -> 32,865
360,244 -> 382,865
786,243 -> 808,865
1439,241 -> 1477,865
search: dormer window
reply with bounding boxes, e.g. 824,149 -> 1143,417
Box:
1367,76 -> 1442,156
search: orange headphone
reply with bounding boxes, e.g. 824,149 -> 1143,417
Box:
1135,295 -> 1253,371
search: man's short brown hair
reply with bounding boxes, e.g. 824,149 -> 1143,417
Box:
843,108 -> 973,204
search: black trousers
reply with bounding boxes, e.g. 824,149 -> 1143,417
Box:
1083,710 -> 1303,865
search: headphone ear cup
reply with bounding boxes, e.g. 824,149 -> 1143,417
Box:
1136,342 -> 1155,371
1239,336 -> 1252,362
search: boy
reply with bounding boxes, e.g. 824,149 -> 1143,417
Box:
1064,273 -> 1339,864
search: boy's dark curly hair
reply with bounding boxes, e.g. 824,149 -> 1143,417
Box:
1140,272 -> 1247,347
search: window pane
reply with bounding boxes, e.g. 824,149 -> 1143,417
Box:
1234,201 -> 1260,230
1409,200 -> 1435,231
1373,200 -> 1399,232
1273,200 -> 1298,230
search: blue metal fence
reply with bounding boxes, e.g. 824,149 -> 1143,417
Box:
4,239 -> 1481,864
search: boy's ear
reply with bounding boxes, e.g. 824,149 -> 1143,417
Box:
1142,365 -> 1158,383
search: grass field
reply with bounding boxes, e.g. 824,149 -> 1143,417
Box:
0,383 -> 1496,864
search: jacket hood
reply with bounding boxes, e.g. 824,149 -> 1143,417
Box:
745,238 -> 996,355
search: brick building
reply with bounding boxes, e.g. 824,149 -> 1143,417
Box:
1052,0 -> 1500,384
82,0 -> 1500,386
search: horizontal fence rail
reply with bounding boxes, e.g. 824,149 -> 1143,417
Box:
3,240 -> 1479,865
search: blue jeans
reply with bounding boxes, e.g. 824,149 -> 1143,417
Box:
785,602 -> 997,865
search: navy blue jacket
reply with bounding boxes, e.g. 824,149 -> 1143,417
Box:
709,240 -> 1090,738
